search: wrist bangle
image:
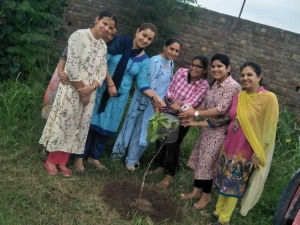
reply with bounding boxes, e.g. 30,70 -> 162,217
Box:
108,84 -> 115,87
90,84 -> 96,91
150,94 -> 156,102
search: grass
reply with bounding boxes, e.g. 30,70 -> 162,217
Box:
0,76 -> 299,225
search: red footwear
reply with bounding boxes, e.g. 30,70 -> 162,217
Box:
60,168 -> 72,177
58,165 -> 72,177
44,161 -> 59,175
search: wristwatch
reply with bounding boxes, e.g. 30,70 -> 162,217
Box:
194,111 -> 199,118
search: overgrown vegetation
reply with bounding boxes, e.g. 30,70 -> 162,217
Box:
0,0 -> 67,80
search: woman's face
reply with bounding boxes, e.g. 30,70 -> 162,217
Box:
94,17 -> 116,39
210,60 -> 230,81
189,59 -> 206,79
133,28 -> 155,49
240,66 -> 261,90
163,42 -> 180,60
103,27 -> 117,43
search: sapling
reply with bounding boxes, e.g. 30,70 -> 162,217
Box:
132,112 -> 179,209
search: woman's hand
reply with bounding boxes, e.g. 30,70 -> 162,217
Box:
58,71 -> 70,85
108,85 -> 117,96
77,83 -> 94,97
153,95 -> 166,109
250,154 -> 262,170
171,102 -> 181,113
81,95 -> 90,105
178,107 -> 195,119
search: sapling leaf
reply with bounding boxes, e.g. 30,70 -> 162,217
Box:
171,121 -> 179,129
160,121 -> 169,129
150,134 -> 160,143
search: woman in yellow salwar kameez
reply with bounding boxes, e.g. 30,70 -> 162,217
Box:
209,61 -> 279,225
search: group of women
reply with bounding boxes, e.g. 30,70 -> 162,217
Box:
40,10 -> 279,225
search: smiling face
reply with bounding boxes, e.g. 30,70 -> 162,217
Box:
188,59 -> 207,80
93,16 -> 116,39
210,59 -> 230,82
240,66 -> 261,91
102,27 -> 117,43
133,28 -> 155,49
162,42 -> 180,60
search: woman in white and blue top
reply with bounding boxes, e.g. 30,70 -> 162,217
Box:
111,37 -> 182,170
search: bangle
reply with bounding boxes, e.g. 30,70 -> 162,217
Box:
108,84 -> 115,87
90,84 -> 96,91
150,94 -> 156,102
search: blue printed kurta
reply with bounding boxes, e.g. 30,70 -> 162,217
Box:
89,53 -> 150,136
111,55 -> 174,160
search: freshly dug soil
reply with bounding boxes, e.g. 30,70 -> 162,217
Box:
102,180 -> 183,224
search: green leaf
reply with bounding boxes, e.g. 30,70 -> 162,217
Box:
2,25 -> 13,35
150,134 -> 159,143
10,66 -> 19,74
160,121 -> 169,129
0,66 -> 9,74
0,57 -> 8,65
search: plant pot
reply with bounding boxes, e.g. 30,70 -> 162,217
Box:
158,113 -> 180,143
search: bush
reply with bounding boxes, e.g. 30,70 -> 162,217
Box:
0,0 -> 67,80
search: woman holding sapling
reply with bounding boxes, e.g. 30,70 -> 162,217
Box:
148,55 -> 210,188
180,53 -> 241,209
111,37 -> 182,171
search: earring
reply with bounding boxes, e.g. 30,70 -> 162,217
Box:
95,21 -> 97,24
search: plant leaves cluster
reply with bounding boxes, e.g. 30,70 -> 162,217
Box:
146,112 -> 180,143
121,0 -> 202,56
0,0 -> 67,80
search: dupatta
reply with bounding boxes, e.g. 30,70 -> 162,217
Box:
236,89 -> 279,216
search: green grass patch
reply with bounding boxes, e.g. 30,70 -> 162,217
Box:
0,78 -> 299,225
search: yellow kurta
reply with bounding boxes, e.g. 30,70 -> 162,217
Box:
39,29 -> 107,154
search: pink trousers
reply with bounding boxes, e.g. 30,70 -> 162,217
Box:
47,151 -> 71,166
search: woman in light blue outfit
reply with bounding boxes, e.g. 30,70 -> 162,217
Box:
74,23 -> 165,170
111,38 -> 182,170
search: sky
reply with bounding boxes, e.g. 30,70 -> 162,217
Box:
196,0 -> 300,34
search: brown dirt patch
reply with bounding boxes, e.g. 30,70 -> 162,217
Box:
102,180 -> 183,224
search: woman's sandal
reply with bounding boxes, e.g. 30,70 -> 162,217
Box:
87,157 -> 106,170
147,167 -> 164,175
180,193 -> 201,200
156,175 -> 174,188
74,159 -> 85,172
193,195 -> 211,210
126,164 -> 135,171
44,161 -> 59,175
58,165 -> 72,177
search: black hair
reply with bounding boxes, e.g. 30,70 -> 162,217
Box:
138,22 -> 158,38
209,53 -> 231,88
187,55 -> 209,83
98,11 -> 118,27
240,61 -> 263,86
165,37 -> 181,47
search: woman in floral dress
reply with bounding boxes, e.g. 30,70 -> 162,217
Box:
208,62 -> 279,225
39,12 -> 117,177
179,53 -> 241,210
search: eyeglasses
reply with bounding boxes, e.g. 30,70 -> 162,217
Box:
187,62 -> 205,70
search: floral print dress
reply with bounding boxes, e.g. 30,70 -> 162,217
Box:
188,76 -> 241,180
39,29 -> 107,154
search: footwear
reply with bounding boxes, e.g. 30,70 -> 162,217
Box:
147,167 -> 164,175
44,161 -> 59,175
74,158 -> 85,172
126,164 -> 135,171
193,194 -> 211,210
181,188 -> 201,200
58,165 -> 72,177
156,175 -> 174,188
87,157 -> 106,170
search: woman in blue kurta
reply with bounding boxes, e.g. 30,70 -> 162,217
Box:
74,23 -> 165,170
111,38 -> 182,170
